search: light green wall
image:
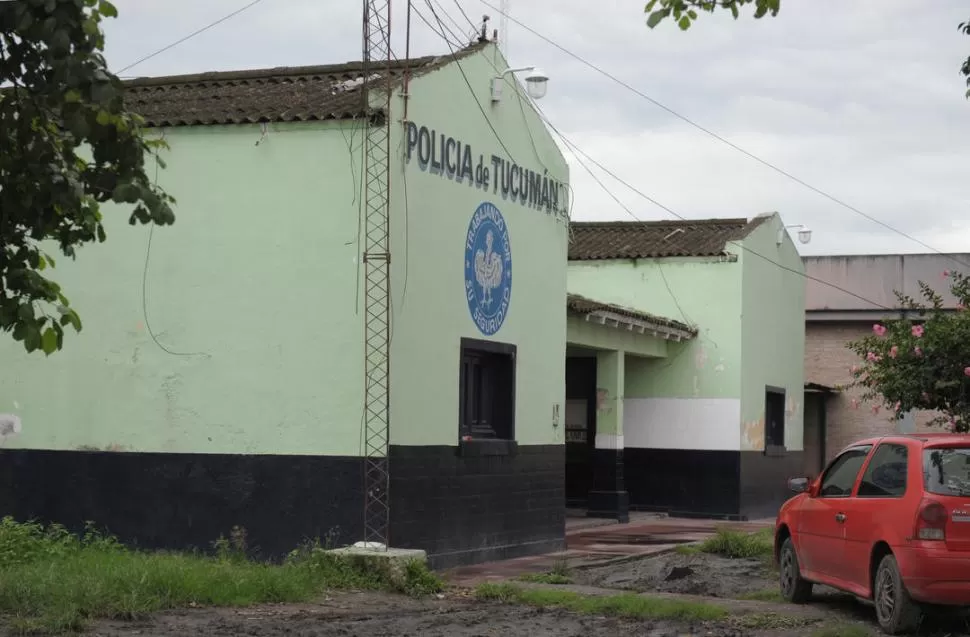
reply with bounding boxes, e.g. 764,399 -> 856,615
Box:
386,44 -> 570,446
565,315 -> 667,358
0,122 -> 365,456
737,215 -> 806,451
567,257 -> 742,400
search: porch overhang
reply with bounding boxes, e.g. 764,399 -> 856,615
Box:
566,294 -> 698,342
804,382 -> 837,394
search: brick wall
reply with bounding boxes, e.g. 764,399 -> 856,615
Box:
805,322 -> 940,460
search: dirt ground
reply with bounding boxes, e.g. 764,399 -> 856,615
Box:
573,551 -> 781,598
79,591 -> 849,637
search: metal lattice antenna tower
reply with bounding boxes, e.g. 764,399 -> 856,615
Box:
360,0 -> 392,549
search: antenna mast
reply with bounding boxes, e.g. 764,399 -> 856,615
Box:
360,0 -> 393,550
500,0 -> 508,57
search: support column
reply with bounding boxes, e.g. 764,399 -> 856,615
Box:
588,350 -> 629,522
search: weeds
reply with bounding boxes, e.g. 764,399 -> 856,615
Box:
475,583 -> 727,621
518,555 -> 572,585
0,517 -> 441,634
737,588 -> 784,602
695,528 -> 773,560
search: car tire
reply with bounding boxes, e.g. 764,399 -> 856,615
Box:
874,554 -> 921,635
778,537 -> 813,604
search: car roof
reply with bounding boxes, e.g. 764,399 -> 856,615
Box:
845,433 -> 970,451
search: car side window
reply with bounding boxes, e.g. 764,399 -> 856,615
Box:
857,443 -> 908,498
820,445 -> 872,498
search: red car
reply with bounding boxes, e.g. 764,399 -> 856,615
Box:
775,433 -> 970,634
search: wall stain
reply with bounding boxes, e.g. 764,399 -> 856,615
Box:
596,388 -> 610,413
741,417 -> 765,451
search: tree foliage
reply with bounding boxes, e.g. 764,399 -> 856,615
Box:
0,0 -> 174,356
846,271 -> 970,433
645,1 -> 970,99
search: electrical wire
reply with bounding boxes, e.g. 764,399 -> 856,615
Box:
142,137 -> 210,357
450,0 -> 479,32
412,3 -> 466,50
116,0 -> 268,75
423,1 -> 517,164
537,113 -> 894,311
430,0 -> 475,45
475,0 -> 970,271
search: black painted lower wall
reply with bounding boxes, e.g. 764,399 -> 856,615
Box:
740,449 -> 805,520
0,449 -> 364,558
623,447 -> 804,520
389,444 -> 565,570
0,444 -> 567,569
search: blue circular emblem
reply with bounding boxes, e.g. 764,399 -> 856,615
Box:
464,202 -> 512,336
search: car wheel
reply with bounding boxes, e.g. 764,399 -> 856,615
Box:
779,537 -> 813,603
874,554 -> 921,635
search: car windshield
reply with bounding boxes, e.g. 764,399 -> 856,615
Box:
924,447 -> 970,496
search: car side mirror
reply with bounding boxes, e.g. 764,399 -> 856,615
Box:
788,477 -> 810,493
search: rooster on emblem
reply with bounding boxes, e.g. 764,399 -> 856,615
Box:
474,230 -> 503,309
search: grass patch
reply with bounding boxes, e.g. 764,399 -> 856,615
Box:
737,588 -> 784,602
0,517 -> 442,634
517,555 -> 572,585
673,544 -> 701,556
518,572 -> 572,584
810,624 -> 872,637
695,528 -> 773,560
475,583 -> 727,622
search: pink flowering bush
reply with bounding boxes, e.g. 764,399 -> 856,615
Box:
847,270 -> 970,432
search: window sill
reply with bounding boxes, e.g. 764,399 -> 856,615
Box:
458,439 -> 518,458
764,444 -> 788,458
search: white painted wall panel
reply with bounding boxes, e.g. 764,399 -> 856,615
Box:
623,398 -> 741,451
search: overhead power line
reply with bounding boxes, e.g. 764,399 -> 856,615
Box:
475,0 -> 970,270
116,0 -> 268,75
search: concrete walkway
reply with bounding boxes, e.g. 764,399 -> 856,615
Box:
444,514 -> 775,586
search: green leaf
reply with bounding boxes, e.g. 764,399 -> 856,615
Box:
64,89 -> 82,103
99,0 -> 118,18
730,3 -> 740,18
688,9 -> 698,19
95,110 -> 111,126
96,224 -> 106,242
647,8 -> 667,28
678,15 -> 691,30
644,0 -> 659,11
37,255 -> 47,271
65,310 -> 82,333
82,18 -> 100,36
41,328 -> 58,355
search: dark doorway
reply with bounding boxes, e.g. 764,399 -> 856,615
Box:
765,386 -> 786,454
803,390 -> 828,477
565,356 -> 597,506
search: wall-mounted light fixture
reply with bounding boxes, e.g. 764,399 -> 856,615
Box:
777,224 -> 813,246
490,66 -> 549,103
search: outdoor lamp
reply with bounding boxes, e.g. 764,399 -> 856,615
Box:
491,66 -> 550,102
777,224 -> 813,246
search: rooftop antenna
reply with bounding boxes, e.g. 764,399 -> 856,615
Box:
500,0 -> 508,57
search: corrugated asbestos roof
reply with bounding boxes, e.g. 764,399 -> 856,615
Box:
122,42 -> 486,127
566,294 -> 697,336
568,217 -> 769,260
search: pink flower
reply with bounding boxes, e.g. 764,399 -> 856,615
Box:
914,347 -> 923,357
850,365 -> 860,374
943,270 -> 951,278
872,324 -> 887,337
850,398 -> 860,410
867,351 -> 878,362
889,345 -> 898,359
964,367 -> 970,377
894,401 -> 902,413
871,404 -> 881,414
912,325 -> 924,338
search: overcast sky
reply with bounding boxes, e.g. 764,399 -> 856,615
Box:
103,0 -> 970,256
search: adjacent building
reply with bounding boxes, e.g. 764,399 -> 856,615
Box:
803,253 -> 969,472
565,214 -> 806,521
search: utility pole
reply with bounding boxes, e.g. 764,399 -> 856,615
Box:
360,0 -> 392,549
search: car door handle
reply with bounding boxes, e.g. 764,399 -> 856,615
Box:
835,513 -> 846,523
